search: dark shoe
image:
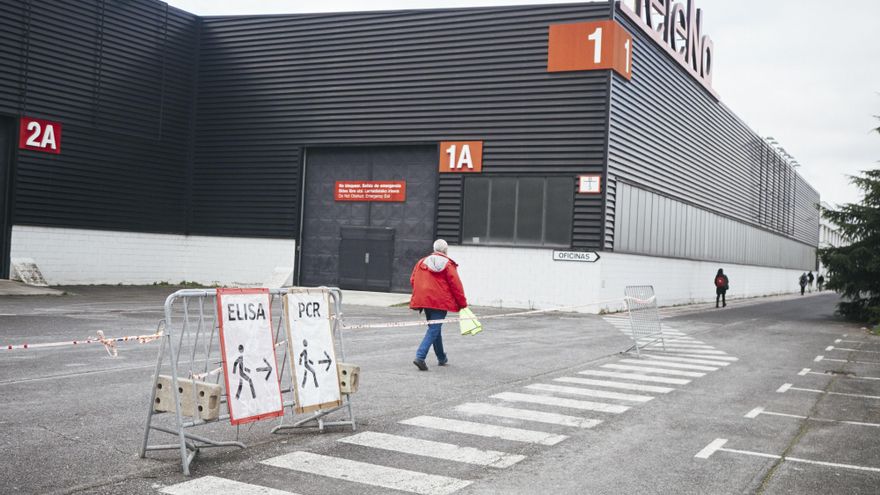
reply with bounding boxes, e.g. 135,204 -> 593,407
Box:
438,358 -> 448,366
413,359 -> 428,371
723,303 -> 726,307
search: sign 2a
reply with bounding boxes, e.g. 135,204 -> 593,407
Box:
284,289 -> 342,414
19,117 -> 62,154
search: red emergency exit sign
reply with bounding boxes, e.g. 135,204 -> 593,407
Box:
19,117 -> 62,154
335,181 -> 406,202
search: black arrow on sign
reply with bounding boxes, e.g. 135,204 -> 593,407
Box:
318,351 -> 333,372
256,358 -> 273,380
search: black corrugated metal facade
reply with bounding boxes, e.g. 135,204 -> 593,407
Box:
193,3 -> 613,246
605,6 -> 819,251
0,0 -> 199,234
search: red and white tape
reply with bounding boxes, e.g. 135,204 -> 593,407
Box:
337,298 -> 626,330
3,330 -> 164,355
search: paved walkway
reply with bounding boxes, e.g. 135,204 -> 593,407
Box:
0,279 -> 64,296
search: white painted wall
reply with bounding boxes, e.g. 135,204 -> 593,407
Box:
10,226 -> 296,286
450,245 -> 809,313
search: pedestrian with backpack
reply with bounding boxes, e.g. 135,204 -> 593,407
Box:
799,273 -> 808,295
714,268 -> 729,308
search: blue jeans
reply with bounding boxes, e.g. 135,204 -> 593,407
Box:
416,309 -> 447,362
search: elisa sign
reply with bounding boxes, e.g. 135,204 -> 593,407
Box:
19,117 -> 62,154
335,181 -> 406,202
618,0 -> 715,93
440,141 -> 483,173
548,20 -> 633,80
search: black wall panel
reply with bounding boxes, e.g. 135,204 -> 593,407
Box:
605,9 -> 819,250
194,3 -> 613,246
0,0 -> 198,234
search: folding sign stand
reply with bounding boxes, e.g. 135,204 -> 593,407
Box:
622,285 -> 666,357
139,288 -> 294,475
272,287 -> 356,434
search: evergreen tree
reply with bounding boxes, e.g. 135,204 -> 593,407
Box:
818,121 -> 880,325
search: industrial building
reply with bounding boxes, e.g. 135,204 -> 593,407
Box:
0,0 -> 819,310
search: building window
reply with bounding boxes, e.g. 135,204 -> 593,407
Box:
462,176 -> 574,247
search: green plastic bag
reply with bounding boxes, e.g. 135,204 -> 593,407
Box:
459,307 -> 483,336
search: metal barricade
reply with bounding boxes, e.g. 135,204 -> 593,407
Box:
139,287 -> 355,475
622,285 -> 665,356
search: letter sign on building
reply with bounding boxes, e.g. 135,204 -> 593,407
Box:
578,175 -> 602,194
439,141 -> 483,173
548,20 -> 633,80
19,117 -> 62,154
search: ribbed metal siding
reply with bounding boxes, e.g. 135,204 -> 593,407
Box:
0,0 -> 199,234
194,3 -> 613,246
605,12 -> 820,251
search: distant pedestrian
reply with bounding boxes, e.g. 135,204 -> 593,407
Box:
817,274 -> 825,291
409,239 -> 468,371
714,268 -> 729,308
807,271 -> 815,292
799,273 -> 808,295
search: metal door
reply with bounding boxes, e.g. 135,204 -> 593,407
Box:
0,117 -> 13,279
338,226 -> 395,291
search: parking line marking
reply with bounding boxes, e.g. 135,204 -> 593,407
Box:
554,376 -> 674,393
578,370 -> 691,385
836,339 -> 868,344
661,353 -> 738,361
826,346 -> 880,354
455,402 -> 602,428
814,355 -> 880,365
695,438 -> 880,473
648,343 -> 715,349
338,431 -> 525,468
744,406 -> 880,427
776,383 -> 793,393
262,451 -> 471,495
652,348 -> 728,355
798,368 -> 811,376
601,364 -> 706,377
640,354 -> 731,367
400,415 -> 569,445
491,391 -> 630,414
777,384 -> 880,400
160,476 -> 300,495
526,383 -> 654,402
620,359 -> 718,371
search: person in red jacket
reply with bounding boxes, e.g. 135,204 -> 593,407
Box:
410,239 -> 468,371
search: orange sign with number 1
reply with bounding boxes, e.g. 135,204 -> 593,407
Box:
547,20 -> 633,80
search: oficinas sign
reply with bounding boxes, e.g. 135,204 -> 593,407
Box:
618,0 -> 715,95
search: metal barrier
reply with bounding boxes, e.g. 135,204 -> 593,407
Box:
622,285 -> 665,357
139,287 -> 354,475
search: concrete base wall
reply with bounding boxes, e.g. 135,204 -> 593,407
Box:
450,245 -> 810,313
10,226 -> 296,286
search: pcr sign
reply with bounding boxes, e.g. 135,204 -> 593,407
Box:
216,288 -> 284,425
284,289 -> 342,414
19,117 -> 62,154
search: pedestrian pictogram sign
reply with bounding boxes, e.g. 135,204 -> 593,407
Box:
284,289 -> 343,414
216,288 -> 284,425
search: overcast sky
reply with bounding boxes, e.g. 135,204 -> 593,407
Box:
164,0 -> 879,207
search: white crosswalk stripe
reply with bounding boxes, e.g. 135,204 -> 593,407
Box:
526,383 -> 654,402
640,354 -> 732,366
400,415 -> 568,445
554,376 -> 675,393
455,402 -> 602,429
601,364 -> 706,377
661,352 -> 738,361
491,391 -> 630,414
652,348 -> 728,355
619,358 -> 719,371
647,343 -> 715,349
160,476 -> 299,495
578,370 -> 691,385
261,451 -> 472,495
338,431 -> 525,468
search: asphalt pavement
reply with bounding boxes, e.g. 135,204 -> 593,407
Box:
1,287 -> 877,495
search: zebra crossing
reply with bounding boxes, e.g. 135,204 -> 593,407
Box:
158,315 -> 736,495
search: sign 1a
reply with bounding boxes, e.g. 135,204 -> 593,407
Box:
284,289 -> 342,414
216,288 -> 284,425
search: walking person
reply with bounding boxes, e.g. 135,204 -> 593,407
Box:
410,239 -> 468,371
807,271 -> 815,293
817,274 -> 825,291
714,268 -> 729,308
799,273 -> 808,295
